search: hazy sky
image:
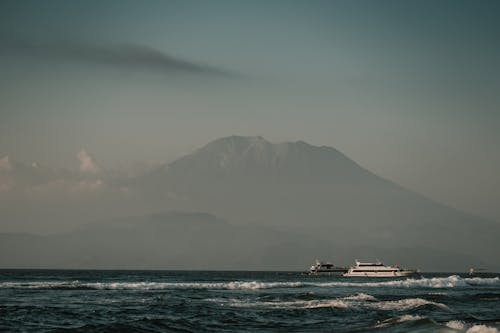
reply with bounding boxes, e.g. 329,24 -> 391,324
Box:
1,0 -> 499,221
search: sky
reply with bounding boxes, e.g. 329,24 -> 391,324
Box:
1,0 -> 500,221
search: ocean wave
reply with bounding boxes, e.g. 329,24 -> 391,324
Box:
342,292 -> 378,301
0,275 -> 498,290
305,297 -> 447,311
447,320 -> 466,330
0,280 -> 303,290
374,315 -> 425,328
316,275 -> 500,289
205,295 -> 447,311
446,321 -> 500,333
220,298 -> 351,309
370,298 -> 449,311
465,325 -> 500,333
373,318 -> 500,332
203,297 -> 350,309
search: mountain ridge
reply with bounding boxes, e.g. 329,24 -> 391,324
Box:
141,135 -> 385,190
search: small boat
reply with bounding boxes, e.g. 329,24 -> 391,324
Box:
309,260 -> 348,275
469,268 -> 489,275
343,260 -> 418,277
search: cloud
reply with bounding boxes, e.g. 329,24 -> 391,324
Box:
25,179 -> 104,195
77,149 -> 100,175
24,179 -> 104,195
0,38 -> 233,77
0,156 -> 12,171
0,153 -> 133,198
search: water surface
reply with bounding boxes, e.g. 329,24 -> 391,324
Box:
1,270 -> 499,332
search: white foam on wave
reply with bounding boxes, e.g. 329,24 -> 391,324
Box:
225,281 -> 303,290
397,314 -> 424,322
89,280 -> 305,290
465,325 -> 500,333
0,280 -> 302,290
369,298 -> 449,311
374,315 -> 424,328
1,275 -> 498,290
447,320 -> 466,330
342,293 -> 378,301
205,295 -> 447,311
265,299 -> 350,309
215,298 -> 351,309
301,299 -> 350,309
445,321 -> 500,333
0,281 -> 84,289
465,277 -> 500,286
314,275 -> 500,289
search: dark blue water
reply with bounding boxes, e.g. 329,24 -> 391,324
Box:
0,270 -> 499,332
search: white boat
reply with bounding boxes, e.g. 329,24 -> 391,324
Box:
309,260 -> 347,275
469,267 -> 490,275
343,260 -> 418,277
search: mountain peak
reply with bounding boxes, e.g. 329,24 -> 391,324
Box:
202,135 -> 270,152
218,135 -> 266,142
155,135 -> 372,185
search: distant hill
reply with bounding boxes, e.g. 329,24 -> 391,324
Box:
0,211 -> 490,271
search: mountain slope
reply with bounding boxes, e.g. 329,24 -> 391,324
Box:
144,136 -> 379,185
134,136 -> 500,269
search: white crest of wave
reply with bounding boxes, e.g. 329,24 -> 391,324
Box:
375,315 -> 424,328
342,293 -> 378,301
0,280 -> 305,290
314,275 -> 500,289
465,277 -> 500,285
99,280 -> 307,290
90,281 -> 301,290
221,298 -> 350,309
225,281 -> 303,290
259,299 -> 350,309
445,321 -> 500,333
0,281 -> 82,289
447,320 -> 466,330
206,295 -> 445,311
397,314 -> 424,322
368,298 -> 449,311
1,275 -> 498,290
465,325 -> 500,333
300,300 -> 350,309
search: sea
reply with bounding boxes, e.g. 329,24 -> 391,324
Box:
0,270 -> 499,333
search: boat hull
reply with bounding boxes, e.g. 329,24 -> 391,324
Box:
343,270 -> 417,277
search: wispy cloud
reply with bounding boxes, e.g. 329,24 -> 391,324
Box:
77,149 -> 100,175
0,38 -> 233,77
